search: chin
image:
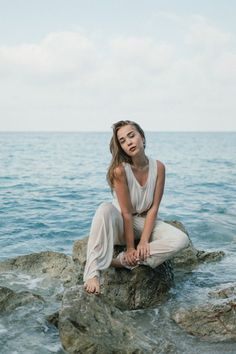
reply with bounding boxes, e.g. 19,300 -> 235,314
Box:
128,149 -> 140,157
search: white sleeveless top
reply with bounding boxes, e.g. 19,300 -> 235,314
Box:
112,157 -> 158,214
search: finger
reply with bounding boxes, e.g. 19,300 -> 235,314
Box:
131,256 -> 137,265
129,256 -> 136,265
144,248 -> 150,258
140,250 -> 144,261
126,256 -> 133,265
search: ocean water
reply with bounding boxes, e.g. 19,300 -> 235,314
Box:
0,132 -> 236,353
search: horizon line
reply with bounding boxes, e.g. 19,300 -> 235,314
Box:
0,130 -> 235,133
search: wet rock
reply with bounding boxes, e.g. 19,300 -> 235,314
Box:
47,311 -> 59,328
58,285 -> 156,354
208,283 -> 236,299
101,262 -> 174,310
72,237 -> 87,283
172,299 -> 236,341
0,286 -> 44,313
0,251 -> 78,287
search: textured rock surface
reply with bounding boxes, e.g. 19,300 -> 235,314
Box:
58,285 -> 157,354
0,251 -> 78,287
208,283 -> 236,299
172,299 -> 236,341
100,262 -> 174,310
0,286 -> 44,313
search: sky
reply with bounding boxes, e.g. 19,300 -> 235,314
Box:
0,0 -> 235,132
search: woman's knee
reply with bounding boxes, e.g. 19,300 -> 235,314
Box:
96,202 -> 116,219
174,230 -> 189,252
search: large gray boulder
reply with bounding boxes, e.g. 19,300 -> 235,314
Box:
100,263 -> 173,310
58,285 -> 157,354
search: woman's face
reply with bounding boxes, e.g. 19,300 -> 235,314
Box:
116,124 -> 144,157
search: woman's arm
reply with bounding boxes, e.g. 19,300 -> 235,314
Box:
137,160 -> 165,260
113,165 -> 137,265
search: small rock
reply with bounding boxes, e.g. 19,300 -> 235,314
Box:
47,311 -> 59,328
208,283 -> 236,299
0,286 -> 44,313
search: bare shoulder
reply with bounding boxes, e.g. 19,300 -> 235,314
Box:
113,163 -> 126,181
156,160 -> 165,173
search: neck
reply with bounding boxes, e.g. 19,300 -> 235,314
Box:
131,154 -> 149,169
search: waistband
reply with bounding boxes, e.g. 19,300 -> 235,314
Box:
132,210 -> 148,217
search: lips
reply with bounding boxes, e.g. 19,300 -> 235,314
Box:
129,146 -> 136,152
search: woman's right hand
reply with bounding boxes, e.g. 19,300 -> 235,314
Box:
124,248 -> 138,266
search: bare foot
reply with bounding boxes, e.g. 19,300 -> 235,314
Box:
84,276 -> 100,294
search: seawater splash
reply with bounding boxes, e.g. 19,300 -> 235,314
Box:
0,272 -> 66,354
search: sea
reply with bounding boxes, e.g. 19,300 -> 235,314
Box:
0,132 -> 236,354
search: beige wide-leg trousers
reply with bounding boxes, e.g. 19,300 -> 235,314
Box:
83,202 -> 189,281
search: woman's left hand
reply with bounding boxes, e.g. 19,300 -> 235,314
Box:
136,241 -> 150,261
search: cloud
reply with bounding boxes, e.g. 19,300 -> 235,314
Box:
185,16 -> 232,49
0,16 -> 235,131
0,31 -> 96,79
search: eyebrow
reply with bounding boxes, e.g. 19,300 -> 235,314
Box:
118,129 -> 135,141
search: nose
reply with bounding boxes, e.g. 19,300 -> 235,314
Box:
127,138 -> 132,145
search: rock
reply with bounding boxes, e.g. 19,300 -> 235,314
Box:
58,285 -> 156,354
72,237 -> 88,267
72,237 -> 88,283
47,311 -> 59,328
0,286 -> 44,313
208,283 -> 236,299
172,299 -> 236,341
100,262 -> 174,310
0,251 -> 79,287
172,283 -> 236,341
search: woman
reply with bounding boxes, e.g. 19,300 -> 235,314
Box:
84,120 -> 189,294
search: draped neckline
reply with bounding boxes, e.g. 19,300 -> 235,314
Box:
128,157 -> 150,189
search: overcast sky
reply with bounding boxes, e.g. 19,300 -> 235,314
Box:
0,0 -> 235,131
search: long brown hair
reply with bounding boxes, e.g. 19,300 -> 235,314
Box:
106,120 -> 146,188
